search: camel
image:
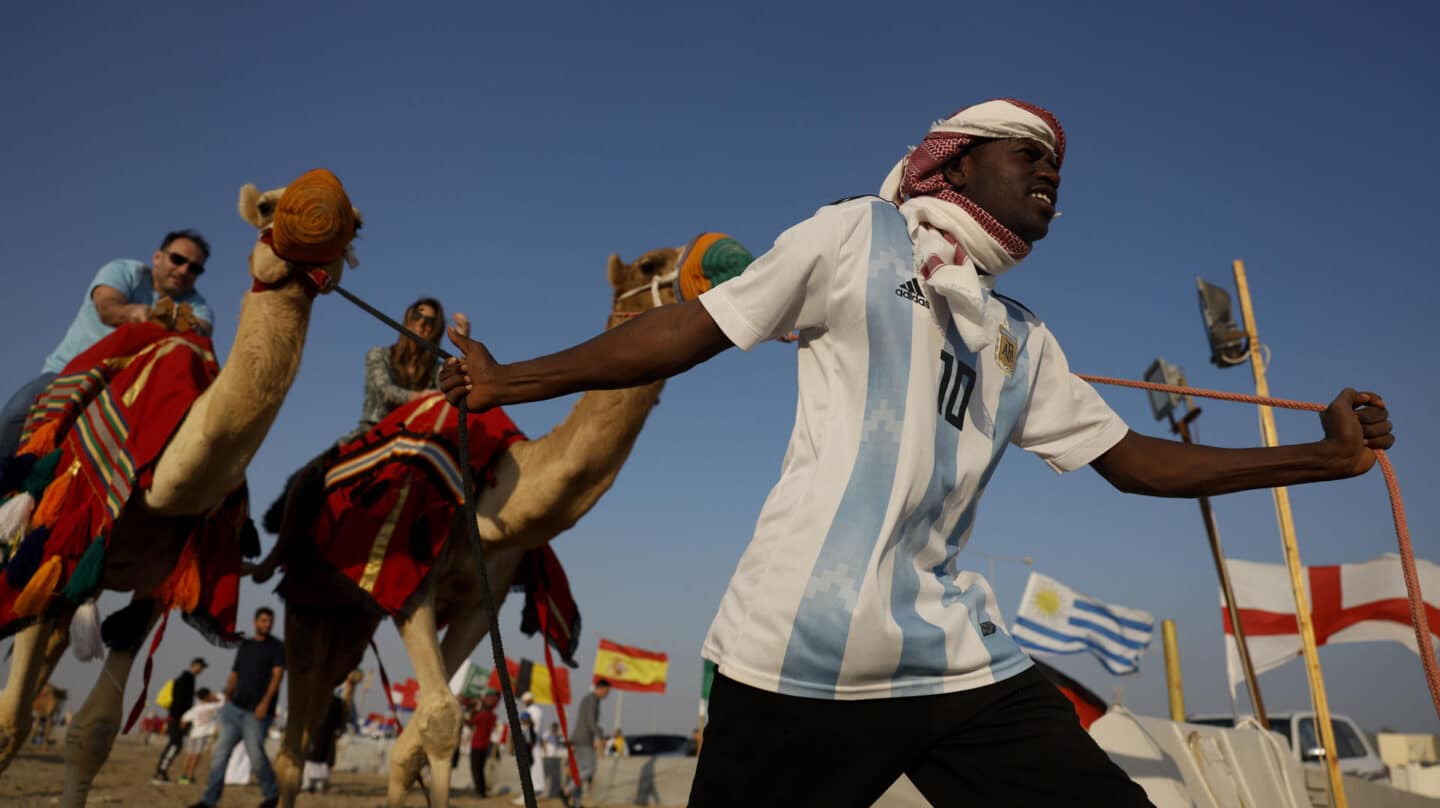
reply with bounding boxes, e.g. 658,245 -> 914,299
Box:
0,171 -> 361,807
266,245 -> 686,808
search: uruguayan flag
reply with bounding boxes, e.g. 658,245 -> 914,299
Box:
1011,572 -> 1155,675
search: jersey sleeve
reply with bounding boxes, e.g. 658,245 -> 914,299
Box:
1012,324 -> 1129,472
698,204 -> 851,351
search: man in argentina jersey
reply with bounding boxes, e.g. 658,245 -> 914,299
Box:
439,100 -> 1395,807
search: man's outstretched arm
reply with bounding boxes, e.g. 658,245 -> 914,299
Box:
1090,388 -> 1394,498
440,299 -> 734,411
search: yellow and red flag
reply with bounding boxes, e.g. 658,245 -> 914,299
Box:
593,639 -> 668,693
487,657 -> 571,705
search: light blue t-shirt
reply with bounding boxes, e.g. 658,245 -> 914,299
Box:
42,259 -> 213,373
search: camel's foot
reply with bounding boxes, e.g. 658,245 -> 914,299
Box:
274,750 -> 303,808
386,701 -> 462,808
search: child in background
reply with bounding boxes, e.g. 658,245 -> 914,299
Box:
177,689 -> 223,785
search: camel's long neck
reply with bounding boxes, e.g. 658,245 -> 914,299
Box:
144,284 -> 314,514
510,379 -> 665,537
556,380 -> 663,474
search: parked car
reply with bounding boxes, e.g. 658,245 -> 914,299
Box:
625,733 -> 694,757
1187,712 -> 1389,782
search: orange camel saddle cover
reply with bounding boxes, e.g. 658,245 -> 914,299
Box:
0,323 -> 250,644
280,392 -> 524,615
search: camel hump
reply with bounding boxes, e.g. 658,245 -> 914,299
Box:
271,169 -> 358,265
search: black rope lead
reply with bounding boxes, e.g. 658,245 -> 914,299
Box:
332,284 -> 454,360
331,283 -> 539,808
457,408 -> 539,807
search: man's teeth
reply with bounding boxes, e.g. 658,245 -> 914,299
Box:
1029,191 -> 1053,204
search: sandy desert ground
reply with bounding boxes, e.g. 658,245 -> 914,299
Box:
2,734 -> 649,808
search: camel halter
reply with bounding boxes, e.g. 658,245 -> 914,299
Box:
250,229 -> 337,299
1078,374 -> 1438,722
615,267 -> 680,309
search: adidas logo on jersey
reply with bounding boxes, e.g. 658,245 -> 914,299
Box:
894,278 -> 929,308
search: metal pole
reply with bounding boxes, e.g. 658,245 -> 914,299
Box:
1161,620 -> 1185,721
1232,260 -> 1346,807
1171,411 -> 1268,726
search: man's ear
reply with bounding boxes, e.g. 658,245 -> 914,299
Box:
152,249 -> 166,269
942,154 -> 969,191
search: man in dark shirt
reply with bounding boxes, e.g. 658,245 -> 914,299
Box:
190,607 -> 285,808
152,656 -> 207,783
568,679 -> 611,806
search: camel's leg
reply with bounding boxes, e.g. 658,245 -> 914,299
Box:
387,595 -> 461,808
436,546 -> 523,676
0,618 -> 59,772
275,607 -> 378,808
60,603 -> 159,808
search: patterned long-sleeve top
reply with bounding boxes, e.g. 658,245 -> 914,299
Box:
349,345 -> 437,438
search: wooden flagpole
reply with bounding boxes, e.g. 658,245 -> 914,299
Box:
1232,260 -> 1346,807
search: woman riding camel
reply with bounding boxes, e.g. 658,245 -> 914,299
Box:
345,297 -> 469,440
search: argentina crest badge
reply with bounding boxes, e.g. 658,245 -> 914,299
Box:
996,323 -> 1018,376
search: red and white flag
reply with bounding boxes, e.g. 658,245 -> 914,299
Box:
1223,554 -> 1440,692
390,677 -> 420,712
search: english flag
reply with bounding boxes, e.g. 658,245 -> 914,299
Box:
1223,553 -> 1440,692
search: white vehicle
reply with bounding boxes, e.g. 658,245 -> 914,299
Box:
1188,712 -> 1389,782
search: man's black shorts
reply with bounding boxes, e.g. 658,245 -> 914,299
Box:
689,665 -> 1153,807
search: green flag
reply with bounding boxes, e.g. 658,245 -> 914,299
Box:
449,659 -> 491,700
699,659 -> 717,717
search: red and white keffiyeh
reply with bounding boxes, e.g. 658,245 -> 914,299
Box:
879,99 -> 1065,351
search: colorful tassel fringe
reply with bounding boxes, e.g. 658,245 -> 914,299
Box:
17,420 -> 61,460
0,453 -> 38,493
29,465 -> 74,531
71,599 -> 103,662
20,449 -> 62,499
157,540 -> 201,613
61,536 -> 105,603
0,492 -> 34,547
13,555 -> 61,617
4,526 -> 49,587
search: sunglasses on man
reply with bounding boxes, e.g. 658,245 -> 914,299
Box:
168,252 -> 205,277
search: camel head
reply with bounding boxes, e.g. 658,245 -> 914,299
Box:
607,247 -> 681,324
237,173 -> 363,293
606,233 -> 755,327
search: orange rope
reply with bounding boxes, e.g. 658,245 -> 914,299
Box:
1077,373 -> 1440,721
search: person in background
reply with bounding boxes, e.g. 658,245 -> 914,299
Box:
177,688 -> 224,785
468,692 -> 499,797
567,679 -> 611,807
514,713 -> 546,805
190,606 -> 285,808
153,656 -> 207,784
1,230 -> 214,460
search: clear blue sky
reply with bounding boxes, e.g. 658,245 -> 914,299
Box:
4,1 -> 1437,737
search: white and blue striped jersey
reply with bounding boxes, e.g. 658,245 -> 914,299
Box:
698,198 -> 1129,700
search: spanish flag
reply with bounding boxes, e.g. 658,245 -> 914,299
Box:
594,639 -> 668,693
